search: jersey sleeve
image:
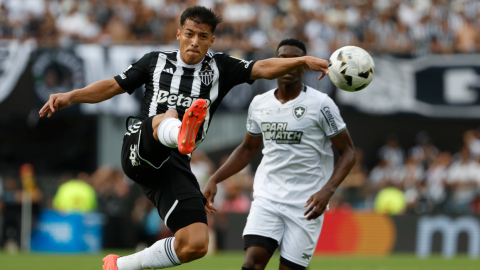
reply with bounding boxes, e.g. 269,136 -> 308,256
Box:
246,99 -> 262,137
215,54 -> 256,89
318,96 -> 347,137
114,52 -> 152,94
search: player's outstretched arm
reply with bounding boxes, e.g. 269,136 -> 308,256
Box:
203,133 -> 263,214
250,56 -> 329,81
39,78 -> 126,118
304,129 -> 356,220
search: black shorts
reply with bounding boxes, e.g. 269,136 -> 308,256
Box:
121,116 -> 207,233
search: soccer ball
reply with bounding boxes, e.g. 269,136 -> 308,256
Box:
328,46 -> 375,92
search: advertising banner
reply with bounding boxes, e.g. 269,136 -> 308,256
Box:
220,212 -> 480,258
31,210 -> 103,253
337,55 -> 480,118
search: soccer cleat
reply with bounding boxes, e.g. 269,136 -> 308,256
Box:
102,254 -> 120,270
178,99 -> 208,155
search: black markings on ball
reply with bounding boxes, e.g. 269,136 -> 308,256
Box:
340,68 -> 353,86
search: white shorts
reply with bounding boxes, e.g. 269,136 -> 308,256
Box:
243,197 -> 324,267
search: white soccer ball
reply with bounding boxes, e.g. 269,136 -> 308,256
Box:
328,46 -> 375,92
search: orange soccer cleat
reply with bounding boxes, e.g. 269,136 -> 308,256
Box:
102,254 -> 120,270
178,99 -> 208,155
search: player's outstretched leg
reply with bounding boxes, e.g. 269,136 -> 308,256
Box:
105,223 -> 208,270
177,99 -> 207,154
152,99 -> 207,154
153,110 -> 182,148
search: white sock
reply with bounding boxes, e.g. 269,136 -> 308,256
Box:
117,237 -> 181,270
157,118 -> 181,148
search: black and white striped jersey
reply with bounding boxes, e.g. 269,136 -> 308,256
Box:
114,50 -> 256,145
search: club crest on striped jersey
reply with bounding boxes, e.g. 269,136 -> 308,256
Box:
293,105 -> 307,120
199,65 -> 214,86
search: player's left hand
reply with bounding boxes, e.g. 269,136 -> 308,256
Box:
304,56 -> 329,81
304,188 -> 334,220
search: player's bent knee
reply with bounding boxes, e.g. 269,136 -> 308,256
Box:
177,238 -> 208,262
242,252 -> 268,270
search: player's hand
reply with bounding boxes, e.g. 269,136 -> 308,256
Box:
203,180 -> 218,214
304,187 -> 334,220
39,93 -> 72,118
304,56 -> 329,81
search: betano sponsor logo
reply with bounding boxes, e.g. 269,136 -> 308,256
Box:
156,90 -> 211,108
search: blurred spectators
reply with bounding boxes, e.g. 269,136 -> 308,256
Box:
52,177 -> 97,213
190,150 -> 215,189
131,196 -> 161,250
1,176 -> 21,250
378,134 -> 404,168
0,0 -> 479,56
216,154 -> 253,213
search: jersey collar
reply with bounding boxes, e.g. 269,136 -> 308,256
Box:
176,51 -> 205,69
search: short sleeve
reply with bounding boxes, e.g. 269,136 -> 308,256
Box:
114,52 -> 152,94
246,100 -> 262,136
215,54 -> 256,89
318,96 -> 346,137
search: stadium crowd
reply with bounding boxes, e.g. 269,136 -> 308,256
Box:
0,0 -> 479,57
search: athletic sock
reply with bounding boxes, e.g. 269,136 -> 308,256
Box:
158,118 -> 181,148
117,237 -> 181,270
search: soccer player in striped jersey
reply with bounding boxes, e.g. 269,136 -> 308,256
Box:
39,7 -> 329,270
203,39 -> 356,270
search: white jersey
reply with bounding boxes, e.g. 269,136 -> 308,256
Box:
247,85 -> 346,207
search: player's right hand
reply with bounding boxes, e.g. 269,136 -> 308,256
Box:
203,180 -> 218,214
304,56 -> 329,81
39,93 -> 72,118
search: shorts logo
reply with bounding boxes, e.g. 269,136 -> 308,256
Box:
302,253 -> 312,260
261,122 -> 303,144
129,144 -> 140,166
156,90 -> 211,108
322,107 -> 338,133
293,105 -> 307,120
125,121 -> 142,136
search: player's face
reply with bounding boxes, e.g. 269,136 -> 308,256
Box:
177,19 -> 215,65
277,45 -> 307,86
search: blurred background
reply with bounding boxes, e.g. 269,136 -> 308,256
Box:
1,0 -> 480,265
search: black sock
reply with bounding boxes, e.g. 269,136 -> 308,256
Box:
242,268 -> 256,270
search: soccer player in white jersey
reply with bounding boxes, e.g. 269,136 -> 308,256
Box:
203,39 -> 356,270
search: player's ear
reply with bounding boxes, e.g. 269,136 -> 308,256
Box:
209,36 -> 215,47
176,29 -> 181,41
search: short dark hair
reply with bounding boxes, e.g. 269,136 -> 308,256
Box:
180,6 -> 222,33
277,38 -> 307,55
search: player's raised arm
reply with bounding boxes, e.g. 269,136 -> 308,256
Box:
203,133 -> 263,214
250,56 -> 329,81
304,129 -> 356,220
39,78 -> 126,118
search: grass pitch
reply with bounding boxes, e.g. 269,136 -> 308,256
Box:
0,250 -> 478,270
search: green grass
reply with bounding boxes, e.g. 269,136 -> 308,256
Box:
0,251 -> 478,270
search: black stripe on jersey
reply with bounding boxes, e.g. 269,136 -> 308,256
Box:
195,57 -> 216,142
138,52 -> 160,120
156,58 -> 177,114
176,67 -> 196,118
